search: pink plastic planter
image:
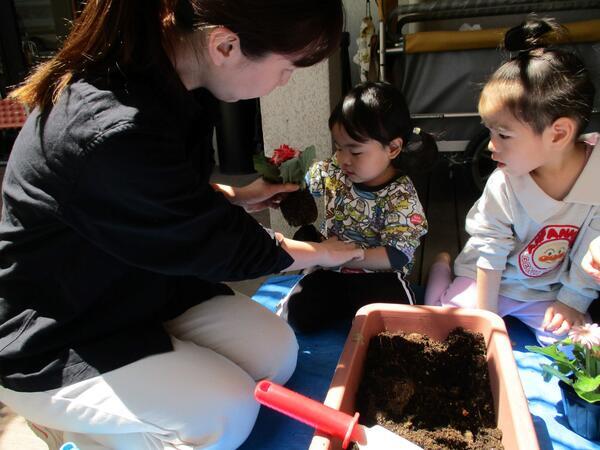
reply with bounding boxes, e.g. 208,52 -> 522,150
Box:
308,304 -> 539,450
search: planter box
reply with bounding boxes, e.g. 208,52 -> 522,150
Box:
309,304 -> 539,450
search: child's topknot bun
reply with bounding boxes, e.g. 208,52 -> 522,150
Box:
482,16 -> 594,136
504,18 -> 555,53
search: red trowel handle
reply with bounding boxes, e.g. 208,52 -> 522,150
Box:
255,380 -> 364,449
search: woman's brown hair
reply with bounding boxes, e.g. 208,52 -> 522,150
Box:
11,0 -> 344,111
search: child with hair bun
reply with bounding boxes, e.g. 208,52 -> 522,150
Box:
426,18 -> 600,345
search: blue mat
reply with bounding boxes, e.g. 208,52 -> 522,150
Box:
240,275 -> 600,450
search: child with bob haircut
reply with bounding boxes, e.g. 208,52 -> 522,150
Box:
281,81 -> 437,332
426,18 -> 600,344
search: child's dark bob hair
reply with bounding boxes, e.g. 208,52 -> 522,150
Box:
328,81 -> 437,175
480,17 -> 595,135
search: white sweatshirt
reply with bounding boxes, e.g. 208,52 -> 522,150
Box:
454,133 -> 600,313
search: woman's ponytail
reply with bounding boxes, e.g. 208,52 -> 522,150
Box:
10,0 -> 343,110
10,0 -> 173,110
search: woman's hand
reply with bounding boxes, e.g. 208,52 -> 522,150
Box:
582,236 -> 600,284
542,301 -> 586,336
279,235 -> 364,271
317,236 -> 366,268
213,179 -> 299,212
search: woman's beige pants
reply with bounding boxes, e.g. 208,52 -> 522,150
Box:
0,293 -> 298,449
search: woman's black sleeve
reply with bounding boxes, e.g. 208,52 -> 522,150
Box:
61,126 -> 293,281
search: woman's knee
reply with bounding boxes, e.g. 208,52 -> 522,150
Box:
78,382 -> 260,450
166,294 -> 298,384
146,342 -> 261,449
256,313 -> 298,383
0,344 -> 262,450
180,378 -> 260,449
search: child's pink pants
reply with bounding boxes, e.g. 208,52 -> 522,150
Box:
424,261 -> 589,345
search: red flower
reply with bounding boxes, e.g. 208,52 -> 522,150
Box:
269,144 -> 300,166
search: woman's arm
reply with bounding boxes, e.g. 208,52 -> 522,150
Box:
277,234 -> 364,271
212,178 -> 298,212
476,267 -> 502,314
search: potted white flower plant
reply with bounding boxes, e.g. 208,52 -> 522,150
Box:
526,323 -> 600,440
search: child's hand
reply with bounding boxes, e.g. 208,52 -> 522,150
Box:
542,301 -> 586,336
582,236 -> 600,284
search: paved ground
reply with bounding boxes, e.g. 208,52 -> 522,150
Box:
0,406 -> 46,450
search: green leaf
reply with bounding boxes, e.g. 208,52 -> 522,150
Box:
573,345 -> 587,367
277,146 -> 317,187
299,146 -> 317,174
573,374 -> 600,393
594,360 -> 600,378
542,370 -> 553,383
576,389 -> 600,403
541,364 -> 573,385
525,344 -> 572,365
253,154 -> 281,183
279,158 -> 304,184
555,362 -> 575,374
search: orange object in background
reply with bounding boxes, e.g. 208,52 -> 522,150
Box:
404,18 -> 600,54
0,99 -> 28,130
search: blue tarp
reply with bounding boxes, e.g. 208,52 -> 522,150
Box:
240,275 -> 600,450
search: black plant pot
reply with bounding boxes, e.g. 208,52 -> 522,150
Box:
559,380 -> 600,440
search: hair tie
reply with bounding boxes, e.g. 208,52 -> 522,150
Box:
405,127 -> 423,152
175,0 -> 195,30
504,20 -> 553,54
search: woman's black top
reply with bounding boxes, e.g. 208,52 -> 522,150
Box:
0,59 -> 293,392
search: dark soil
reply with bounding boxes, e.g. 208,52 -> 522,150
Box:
280,189 -> 318,227
352,328 -> 503,450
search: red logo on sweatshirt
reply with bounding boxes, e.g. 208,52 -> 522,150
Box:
518,225 -> 579,277
409,213 -> 425,225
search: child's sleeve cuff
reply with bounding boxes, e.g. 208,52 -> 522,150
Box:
557,287 -> 596,314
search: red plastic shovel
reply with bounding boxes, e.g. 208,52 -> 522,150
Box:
254,380 -> 423,450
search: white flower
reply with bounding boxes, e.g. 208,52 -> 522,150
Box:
569,323 -> 600,350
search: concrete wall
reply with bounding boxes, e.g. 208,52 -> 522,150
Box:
260,52 -> 341,237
